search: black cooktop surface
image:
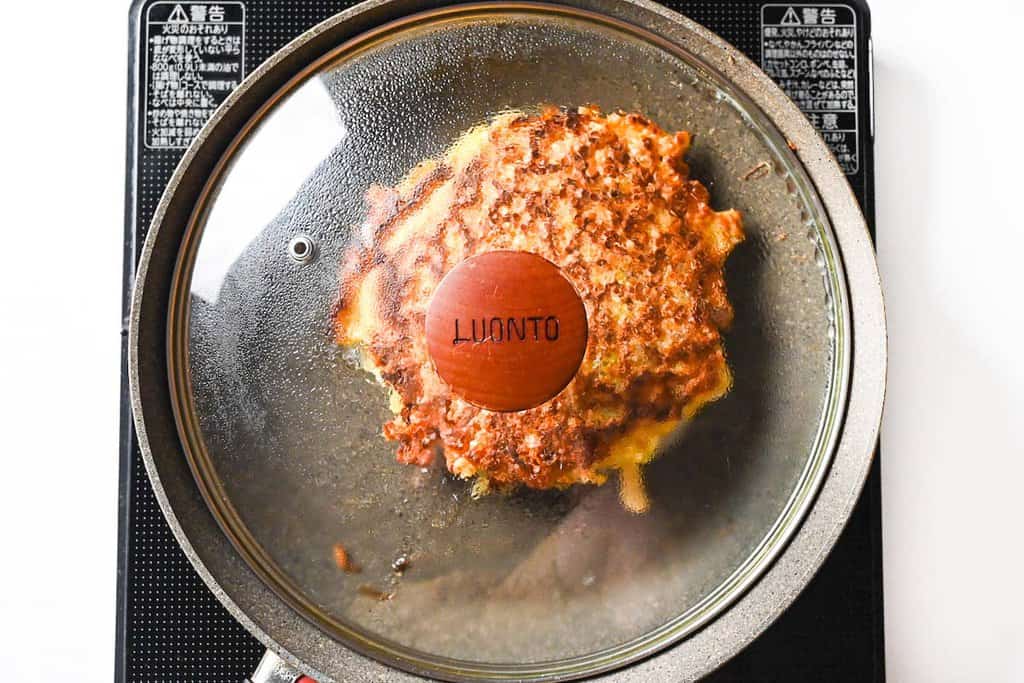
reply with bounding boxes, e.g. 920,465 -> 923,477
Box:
118,1 -> 881,680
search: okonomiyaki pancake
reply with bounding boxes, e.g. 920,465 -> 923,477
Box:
333,106 -> 744,512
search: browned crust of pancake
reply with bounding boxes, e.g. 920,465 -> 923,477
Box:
334,106 -> 744,492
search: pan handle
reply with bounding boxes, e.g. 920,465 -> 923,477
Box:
246,649 -> 316,683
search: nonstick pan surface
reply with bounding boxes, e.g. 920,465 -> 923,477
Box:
129,2 -> 886,681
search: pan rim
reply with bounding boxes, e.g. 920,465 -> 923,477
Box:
129,1 -> 886,681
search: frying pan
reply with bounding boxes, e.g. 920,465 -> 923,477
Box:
128,0 -> 886,680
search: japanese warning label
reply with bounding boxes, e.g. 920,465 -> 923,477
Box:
761,5 -> 859,174
144,2 -> 245,149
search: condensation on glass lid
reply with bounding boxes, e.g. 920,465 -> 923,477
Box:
177,7 -> 848,672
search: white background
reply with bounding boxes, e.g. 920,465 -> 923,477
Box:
0,0 -> 1022,680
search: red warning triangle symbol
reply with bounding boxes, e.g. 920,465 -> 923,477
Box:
168,4 -> 189,23
780,7 -> 801,25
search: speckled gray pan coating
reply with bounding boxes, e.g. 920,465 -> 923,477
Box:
129,1 -> 886,681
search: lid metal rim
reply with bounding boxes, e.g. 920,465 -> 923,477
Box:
128,1 -> 886,681
165,3 -> 852,679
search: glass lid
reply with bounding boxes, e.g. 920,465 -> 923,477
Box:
168,5 -> 849,679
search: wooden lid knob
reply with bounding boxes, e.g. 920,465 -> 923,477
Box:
426,251 -> 588,412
